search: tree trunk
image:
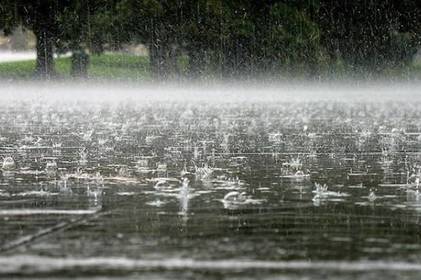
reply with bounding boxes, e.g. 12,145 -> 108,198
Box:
165,44 -> 179,79
188,49 -> 205,79
149,41 -> 173,80
149,41 -> 162,80
149,20 -> 179,81
34,28 -> 55,79
71,49 -> 90,78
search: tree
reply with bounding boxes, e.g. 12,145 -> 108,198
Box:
181,0 -> 322,78
56,0 -> 122,78
0,0 -> 71,78
318,0 -> 421,73
181,0 -> 228,78
264,2 -> 321,75
116,0 -> 184,80
0,2 -> 16,35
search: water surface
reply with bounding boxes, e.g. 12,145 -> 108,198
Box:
1,96 -> 421,279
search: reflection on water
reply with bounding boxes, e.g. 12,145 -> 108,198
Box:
1,100 -> 421,279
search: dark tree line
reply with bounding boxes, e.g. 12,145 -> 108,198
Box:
0,0 -> 420,79
319,0 -> 421,72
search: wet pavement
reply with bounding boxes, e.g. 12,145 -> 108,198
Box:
1,99 -> 421,279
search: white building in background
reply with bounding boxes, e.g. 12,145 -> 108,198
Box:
0,51 -> 36,63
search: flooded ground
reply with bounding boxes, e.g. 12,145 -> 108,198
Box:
1,88 -> 421,279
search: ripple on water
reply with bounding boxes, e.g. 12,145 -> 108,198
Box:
146,199 -> 169,207
0,209 -> 99,216
3,99 -> 421,274
11,190 -> 59,197
3,256 -> 421,274
116,192 -> 137,196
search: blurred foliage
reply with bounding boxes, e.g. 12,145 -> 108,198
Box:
0,0 -> 420,79
318,0 -> 421,72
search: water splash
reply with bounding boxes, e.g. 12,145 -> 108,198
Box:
2,156 -> 16,171
179,178 -> 190,216
368,189 -> 377,202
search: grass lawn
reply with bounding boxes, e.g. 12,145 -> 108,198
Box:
0,52 -> 420,81
0,53 -> 151,81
